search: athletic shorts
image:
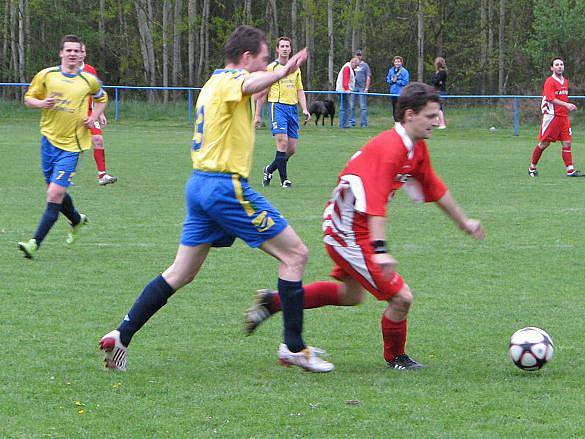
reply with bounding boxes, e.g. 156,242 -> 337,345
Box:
40,136 -> 80,188
89,119 -> 103,136
269,102 -> 299,139
180,170 -> 288,248
326,242 -> 405,301
538,114 -> 571,142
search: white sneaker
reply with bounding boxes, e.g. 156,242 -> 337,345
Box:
98,173 -> 118,186
281,179 -> 293,188
99,329 -> 127,371
278,343 -> 335,373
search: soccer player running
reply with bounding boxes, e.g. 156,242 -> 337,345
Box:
529,57 -> 584,177
18,35 -> 107,259
79,43 -> 118,186
99,26 -> 334,373
245,83 -> 485,370
255,37 -> 311,188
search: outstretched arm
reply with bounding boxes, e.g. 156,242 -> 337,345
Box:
436,191 -> 485,240
242,48 -> 308,95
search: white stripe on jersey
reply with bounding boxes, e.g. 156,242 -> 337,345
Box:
541,113 -> 554,136
323,178 -> 360,247
328,244 -> 378,290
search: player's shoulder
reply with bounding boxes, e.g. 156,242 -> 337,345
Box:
83,63 -> 98,75
267,61 -> 279,72
35,66 -> 61,78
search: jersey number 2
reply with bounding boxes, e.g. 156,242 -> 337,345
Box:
193,106 -> 205,151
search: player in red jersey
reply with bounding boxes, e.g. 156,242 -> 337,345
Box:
529,57 -> 584,177
80,44 -> 118,185
245,82 -> 485,370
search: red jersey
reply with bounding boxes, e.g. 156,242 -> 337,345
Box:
323,124 -> 447,247
541,75 -> 569,117
82,63 -> 98,113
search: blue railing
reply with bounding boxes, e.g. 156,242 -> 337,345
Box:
2,82 -> 582,136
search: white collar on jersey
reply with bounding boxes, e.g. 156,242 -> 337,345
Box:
552,74 -> 565,85
394,122 -> 415,159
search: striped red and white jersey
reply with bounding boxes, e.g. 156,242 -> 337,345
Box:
541,75 -> 569,117
323,123 -> 447,248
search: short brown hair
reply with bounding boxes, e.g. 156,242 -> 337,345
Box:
224,26 -> 267,64
393,56 -> 404,63
395,82 -> 441,122
60,34 -> 81,50
276,36 -> 292,50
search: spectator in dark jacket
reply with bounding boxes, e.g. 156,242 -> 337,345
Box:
431,57 -> 448,129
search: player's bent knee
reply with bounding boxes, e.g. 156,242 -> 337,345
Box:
391,285 -> 413,312
92,136 -> 104,149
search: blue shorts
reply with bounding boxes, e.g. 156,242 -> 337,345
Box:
40,136 -> 80,187
180,171 -> 289,248
269,103 -> 299,139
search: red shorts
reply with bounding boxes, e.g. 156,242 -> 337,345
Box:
326,242 -> 405,301
89,119 -> 103,136
538,114 -> 571,143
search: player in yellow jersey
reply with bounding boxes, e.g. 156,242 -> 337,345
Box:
255,37 -> 310,188
18,35 -> 108,259
99,26 -> 334,373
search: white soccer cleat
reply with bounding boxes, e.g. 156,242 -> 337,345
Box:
99,329 -> 127,371
98,173 -> 118,186
278,343 -> 335,373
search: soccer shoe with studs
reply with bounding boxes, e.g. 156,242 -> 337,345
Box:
66,214 -> 88,246
98,173 -> 118,186
528,168 -> 538,177
18,238 -> 38,259
99,329 -> 127,371
386,354 -> 424,370
262,165 -> 273,187
566,169 -> 585,177
278,343 -> 335,373
281,179 -> 293,188
244,289 -> 275,335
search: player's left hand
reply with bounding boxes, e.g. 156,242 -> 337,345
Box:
462,219 -> 485,240
84,116 -> 97,129
303,110 -> 311,122
373,253 -> 398,279
99,113 -> 107,127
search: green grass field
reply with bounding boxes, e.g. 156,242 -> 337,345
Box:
2,107 -> 585,438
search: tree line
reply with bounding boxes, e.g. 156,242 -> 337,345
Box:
2,0 -> 585,101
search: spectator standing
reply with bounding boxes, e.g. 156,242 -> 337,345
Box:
386,56 -> 409,121
350,50 -> 372,128
431,56 -> 448,129
336,57 -> 359,129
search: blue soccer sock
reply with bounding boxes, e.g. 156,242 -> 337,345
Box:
117,274 -> 176,347
275,151 -> 288,183
60,193 -> 81,226
278,278 -> 306,353
33,202 -> 61,246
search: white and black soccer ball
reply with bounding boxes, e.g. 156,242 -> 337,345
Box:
508,327 -> 554,371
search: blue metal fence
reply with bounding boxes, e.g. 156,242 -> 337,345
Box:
3,82 -> 582,136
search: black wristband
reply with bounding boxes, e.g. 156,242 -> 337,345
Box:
371,240 -> 387,254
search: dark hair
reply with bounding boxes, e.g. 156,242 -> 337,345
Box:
276,36 -> 292,50
395,82 -> 441,122
224,25 -> 267,64
60,34 -> 81,50
550,57 -> 564,66
393,56 -> 403,63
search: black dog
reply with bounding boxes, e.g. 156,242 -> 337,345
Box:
305,99 -> 335,126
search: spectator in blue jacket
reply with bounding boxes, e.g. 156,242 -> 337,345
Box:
386,56 -> 410,121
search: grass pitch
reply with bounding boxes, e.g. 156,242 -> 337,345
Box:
2,107 -> 585,438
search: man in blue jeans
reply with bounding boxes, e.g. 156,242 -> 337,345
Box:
350,50 -> 372,128
336,57 -> 359,128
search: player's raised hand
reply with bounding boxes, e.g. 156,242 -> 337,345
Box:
283,48 -> 308,76
373,253 -> 398,279
462,219 -> 485,240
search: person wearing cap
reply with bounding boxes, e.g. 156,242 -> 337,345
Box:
350,50 -> 372,128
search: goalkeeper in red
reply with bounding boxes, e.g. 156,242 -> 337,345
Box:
529,57 -> 584,177
245,82 -> 485,370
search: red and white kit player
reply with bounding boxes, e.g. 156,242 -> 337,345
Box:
245,83 -> 485,370
529,57 -> 584,177
80,44 -> 118,185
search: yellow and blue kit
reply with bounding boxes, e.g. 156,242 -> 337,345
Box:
266,61 -> 303,139
182,69 -> 288,248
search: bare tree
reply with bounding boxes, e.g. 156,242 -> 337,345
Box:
18,0 -> 25,92
188,0 -> 198,85
291,0 -> 297,50
304,0 -> 314,91
344,0 -> 352,52
488,0 -> 494,92
417,0 -> 424,82
162,0 -> 170,102
244,0 -> 252,24
351,0 -> 360,54
172,0 -> 183,98
135,0 -> 157,101
480,0 -> 487,94
498,0 -> 505,93
2,0 -> 8,77
328,0 -> 334,89
98,0 -> 106,73
265,0 -> 278,44
196,0 -> 209,85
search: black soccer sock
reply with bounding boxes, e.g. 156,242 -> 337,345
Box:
60,193 -> 81,226
275,151 -> 288,183
33,202 -> 61,246
266,153 -> 279,174
278,278 -> 306,353
117,274 -> 176,347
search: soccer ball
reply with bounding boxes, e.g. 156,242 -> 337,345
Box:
508,327 -> 554,371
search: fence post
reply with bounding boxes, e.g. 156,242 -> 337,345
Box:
513,96 -> 519,136
115,88 -> 119,122
188,89 -> 193,123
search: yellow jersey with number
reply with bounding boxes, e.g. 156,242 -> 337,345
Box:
191,69 -> 255,178
25,66 -> 107,152
266,61 -> 303,105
